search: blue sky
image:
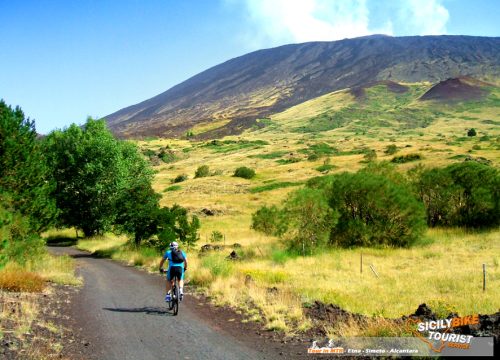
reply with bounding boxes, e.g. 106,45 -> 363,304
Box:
1,0 -> 499,134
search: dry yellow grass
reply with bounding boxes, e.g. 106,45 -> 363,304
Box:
0,263 -> 45,293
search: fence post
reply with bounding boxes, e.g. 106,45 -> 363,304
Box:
483,264 -> 486,291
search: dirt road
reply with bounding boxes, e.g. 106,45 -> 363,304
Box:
49,247 -> 288,360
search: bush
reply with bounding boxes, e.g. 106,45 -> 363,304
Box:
363,149 -> 377,162
194,165 -> 210,178
384,144 -> 398,155
329,172 -> 426,247
251,205 -> 286,236
391,153 -> 422,164
234,166 -> 256,179
210,230 -> 223,243
173,174 -> 188,183
412,162 -> 499,228
282,188 -> 337,254
467,128 -> 477,137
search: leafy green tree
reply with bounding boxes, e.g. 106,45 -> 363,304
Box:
329,172 -> 426,247
282,188 -> 336,254
114,142 -> 160,246
0,100 -> 57,233
156,205 -> 200,250
446,162 -> 499,227
44,118 -> 128,236
410,166 -> 461,227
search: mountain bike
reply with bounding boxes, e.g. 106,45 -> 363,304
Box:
161,269 -> 182,316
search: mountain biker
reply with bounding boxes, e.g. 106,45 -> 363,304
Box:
159,241 -> 187,302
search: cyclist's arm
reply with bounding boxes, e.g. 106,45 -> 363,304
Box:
159,257 -> 167,271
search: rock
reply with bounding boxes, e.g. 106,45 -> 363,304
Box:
200,244 -> 213,252
411,303 -> 436,320
201,208 -> 216,216
232,243 -> 242,248
226,250 -> 239,261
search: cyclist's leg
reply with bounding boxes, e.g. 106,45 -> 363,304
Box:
179,267 -> 185,298
166,268 -> 172,293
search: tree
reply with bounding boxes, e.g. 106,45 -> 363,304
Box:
282,188 -> 336,254
114,141 -> 160,246
0,100 -> 57,233
44,118 -> 128,236
446,162 -> 499,227
411,162 -> 499,228
329,172 -> 426,247
410,166 -> 461,227
156,205 -> 200,250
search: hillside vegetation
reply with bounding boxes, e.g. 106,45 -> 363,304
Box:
80,79 -> 500,332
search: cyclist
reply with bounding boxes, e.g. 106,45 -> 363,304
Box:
159,241 -> 187,302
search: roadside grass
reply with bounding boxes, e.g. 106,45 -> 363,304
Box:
0,263 -> 45,292
188,227 -> 500,331
0,291 -> 39,337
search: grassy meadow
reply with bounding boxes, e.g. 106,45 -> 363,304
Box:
71,81 -> 499,333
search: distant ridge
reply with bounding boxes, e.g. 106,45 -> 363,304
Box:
104,35 -> 500,138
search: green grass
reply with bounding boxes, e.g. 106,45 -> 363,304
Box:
164,185 -> 182,192
249,151 -> 289,159
249,181 -> 303,193
315,164 -> 337,172
202,139 -> 269,154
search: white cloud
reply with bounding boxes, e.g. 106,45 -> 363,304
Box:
399,0 -> 449,35
234,0 -> 449,48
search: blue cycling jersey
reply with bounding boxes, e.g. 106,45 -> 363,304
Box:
163,250 -> 187,269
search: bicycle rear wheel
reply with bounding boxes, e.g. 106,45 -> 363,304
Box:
172,280 -> 179,316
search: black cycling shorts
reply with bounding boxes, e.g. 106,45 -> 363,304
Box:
167,266 -> 183,281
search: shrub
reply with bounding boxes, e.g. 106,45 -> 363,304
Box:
391,153 -> 422,164
251,205 -> 287,236
210,230 -> 223,243
384,144 -> 398,155
363,149 -> 377,162
194,165 -> 210,178
329,172 -> 426,247
282,188 -> 337,254
173,174 -> 188,183
315,164 -> 336,172
234,166 -> 256,179
467,128 -> 477,137
307,153 -> 319,161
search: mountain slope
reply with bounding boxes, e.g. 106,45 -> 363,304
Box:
105,35 -> 500,138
